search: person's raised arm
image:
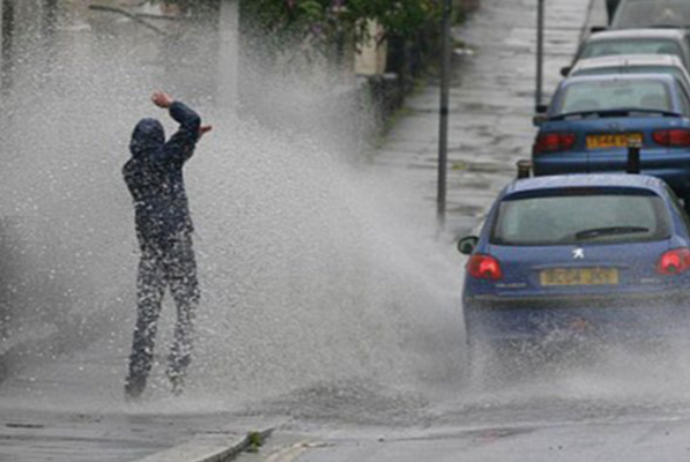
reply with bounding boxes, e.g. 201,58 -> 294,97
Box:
151,91 -> 211,164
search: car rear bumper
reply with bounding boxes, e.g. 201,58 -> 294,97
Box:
464,290 -> 690,343
533,151 -> 690,195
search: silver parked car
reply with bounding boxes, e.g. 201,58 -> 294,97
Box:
571,29 -> 690,72
611,0 -> 690,29
564,54 -> 690,95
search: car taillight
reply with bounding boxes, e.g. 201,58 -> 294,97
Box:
656,247 -> 690,275
652,129 -> 690,147
467,254 -> 503,280
533,133 -> 576,155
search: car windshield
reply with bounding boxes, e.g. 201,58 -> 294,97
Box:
558,79 -> 671,114
580,39 -> 682,61
613,1 -> 690,28
491,191 -> 671,246
573,65 -> 686,86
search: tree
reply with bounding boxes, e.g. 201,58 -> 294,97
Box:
242,0 -> 441,48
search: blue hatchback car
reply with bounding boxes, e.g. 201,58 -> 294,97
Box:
532,74 -> 690,203
459,174 -> 690,367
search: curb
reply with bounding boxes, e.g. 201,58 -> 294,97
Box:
133,428 -> 274,462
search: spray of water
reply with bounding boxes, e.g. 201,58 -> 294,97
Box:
5,6 -> 690,432
0,7 -> 466,417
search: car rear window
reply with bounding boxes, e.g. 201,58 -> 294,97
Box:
491,190 -> 671,246
558,79 -> 671,114
573,66 -> 685,86
613,1 -> 690,28
581,39 -> 682,61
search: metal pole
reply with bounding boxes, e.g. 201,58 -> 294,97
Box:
437,0 -> 452,236
0,0 -> 3,93
218,0 -> 239,115
536,0 -> 545,110
626,139 -> 641,174
1,0 -> 13,92
516,159 -> 533,179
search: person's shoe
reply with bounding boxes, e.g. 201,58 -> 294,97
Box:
166,369 -> 185,396
124,375 -> 146,401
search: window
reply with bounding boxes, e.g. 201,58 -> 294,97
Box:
678,86 -> 690,117
491,190 -> 671,246
573,66 -> 685,85
559,79 -> 671,114
613,1 -> 690,28
662,184 -> 690,231
581,39 -> 683,61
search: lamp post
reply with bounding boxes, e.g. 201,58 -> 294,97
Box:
437,0 -> 452,236
0,0 -> 3,92
1,0 -> 14,92
535,0 -> 545,111
218,0 -> 239,114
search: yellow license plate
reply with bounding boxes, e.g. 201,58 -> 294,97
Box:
586,133 -> 642,150
540,268 -> 619,286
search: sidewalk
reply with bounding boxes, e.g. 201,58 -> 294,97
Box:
0,339 -> 278,462
373,0 -> 605,238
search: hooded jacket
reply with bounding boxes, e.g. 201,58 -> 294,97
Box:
123,101 -> 201,247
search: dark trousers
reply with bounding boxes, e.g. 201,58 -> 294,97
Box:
126,233 -> 200,391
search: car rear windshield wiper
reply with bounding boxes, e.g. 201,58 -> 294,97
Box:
574,226 -> 650,240
551,108 -> 681,120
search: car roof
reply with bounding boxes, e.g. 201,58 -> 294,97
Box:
572,54 -> 684,70
504,174 -> 669,197
587,28 -> 688,42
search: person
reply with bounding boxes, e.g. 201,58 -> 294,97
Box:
123,91 -> 212,399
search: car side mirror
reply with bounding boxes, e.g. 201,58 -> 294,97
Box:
457,236 -> 479,255
560,66 -> 571,77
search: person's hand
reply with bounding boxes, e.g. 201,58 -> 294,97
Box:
199,125 -> 213,138
151,90 -> 174,109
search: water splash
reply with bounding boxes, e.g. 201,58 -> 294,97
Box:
0,8 -> 465,413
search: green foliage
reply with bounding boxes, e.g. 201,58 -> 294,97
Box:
245,431 -> 264,453
242,0 -> 442,46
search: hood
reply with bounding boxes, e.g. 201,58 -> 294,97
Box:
130,118 -> 165,157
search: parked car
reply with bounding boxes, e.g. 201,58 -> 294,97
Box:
532,74 -> 690,204
611,0 -> 690,29
570,29 -> 690,72
564,54 -> 690,95
459,173 -> 690,372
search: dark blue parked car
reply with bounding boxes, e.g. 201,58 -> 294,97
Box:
458,174 -> 690,371
532,74 -> 690,204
